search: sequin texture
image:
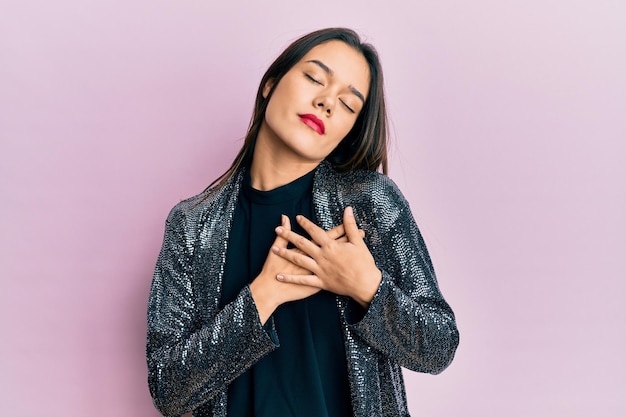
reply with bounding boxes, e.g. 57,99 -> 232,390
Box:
146,161 -> 459,417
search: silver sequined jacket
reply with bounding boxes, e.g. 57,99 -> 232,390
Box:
147,161 -> 459,417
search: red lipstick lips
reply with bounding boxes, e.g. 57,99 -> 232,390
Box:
299,114 -> 325,135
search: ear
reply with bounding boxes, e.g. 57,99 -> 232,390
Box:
262,78 -> 276,99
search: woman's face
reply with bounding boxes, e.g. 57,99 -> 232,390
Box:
258,40 -> 371,166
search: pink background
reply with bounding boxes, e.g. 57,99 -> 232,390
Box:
1,1 -> 624,416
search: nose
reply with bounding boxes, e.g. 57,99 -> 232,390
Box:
315,95 -> 334,116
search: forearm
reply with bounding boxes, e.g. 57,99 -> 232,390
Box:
347,271 -> 459,374
147,285 -> 278,416
249,277 -> 279,325
348,267 -> 382,309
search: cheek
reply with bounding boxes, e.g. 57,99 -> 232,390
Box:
264,94 -> 287,127
334,115 -> 358,138
326,124 -> 352,150
266,85 -> 297,121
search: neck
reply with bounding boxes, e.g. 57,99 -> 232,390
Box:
250,126 -> 321,191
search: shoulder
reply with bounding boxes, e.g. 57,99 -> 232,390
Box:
315,162 -> 413,234
165,169 -> 244,229
164,192 -> 206,226
317,161 -> 409,209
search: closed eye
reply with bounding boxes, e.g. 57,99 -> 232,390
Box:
304,73 -> 323,85
340,99 -> 355,114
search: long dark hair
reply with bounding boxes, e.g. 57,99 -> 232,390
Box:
206,27 -> 388,191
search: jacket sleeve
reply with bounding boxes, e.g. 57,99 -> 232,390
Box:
346,193 -> 459,375
146,206 -> 278,417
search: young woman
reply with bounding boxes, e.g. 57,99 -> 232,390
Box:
147,28 -> 459,417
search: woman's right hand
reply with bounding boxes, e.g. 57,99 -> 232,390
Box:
250,215 -> 359,324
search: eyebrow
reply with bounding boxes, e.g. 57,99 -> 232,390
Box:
305,59 -> 366,104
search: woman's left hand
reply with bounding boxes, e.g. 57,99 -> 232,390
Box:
272,206 -> 382,308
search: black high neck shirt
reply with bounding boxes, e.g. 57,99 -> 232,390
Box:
219,168 -> 351,417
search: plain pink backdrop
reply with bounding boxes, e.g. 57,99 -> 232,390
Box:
1,1 -> 624,416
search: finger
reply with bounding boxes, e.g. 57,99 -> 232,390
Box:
272,215 -> 290,249
343,207 -> 363,243
276,273 -> 324,289
282,214 -> 293,233
329,226 -> 365,242
325,224 -> 346,240
295,214 -> 331,245
271,244 -> 318,271
335,229 -> 364,243
275,224 -> 321,256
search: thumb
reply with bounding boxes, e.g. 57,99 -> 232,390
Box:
343,207 -> 362,243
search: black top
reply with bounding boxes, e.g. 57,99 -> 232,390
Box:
219,168 -> 352,417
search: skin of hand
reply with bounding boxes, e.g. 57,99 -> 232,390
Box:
272,206 -> 382,309
250,215 -> 364,324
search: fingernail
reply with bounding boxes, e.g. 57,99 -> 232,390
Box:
346,206 -> 354,216
271,245 -> 279,253
276,274 -> 284,281
281,214 -> 286,225
275,226 -> 283,234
